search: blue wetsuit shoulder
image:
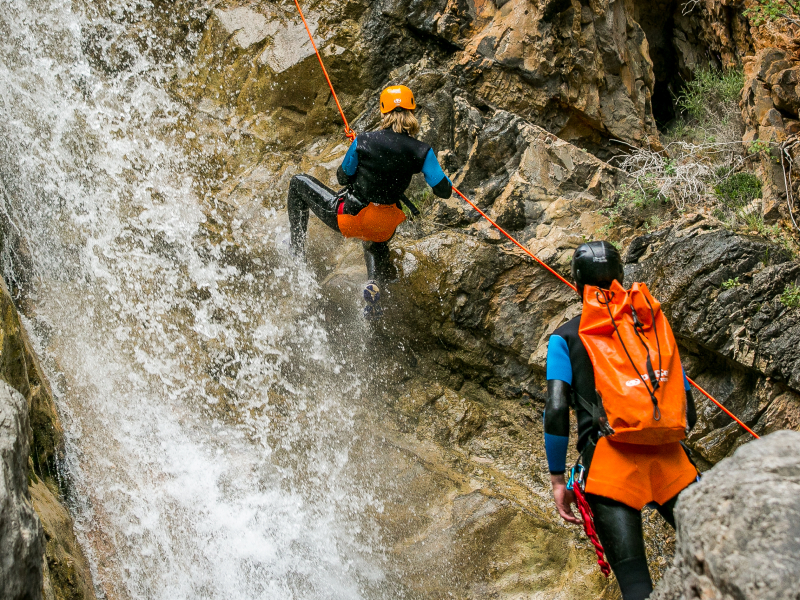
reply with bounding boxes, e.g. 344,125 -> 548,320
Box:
341,138 -> 358,177
421,148 -> 450,187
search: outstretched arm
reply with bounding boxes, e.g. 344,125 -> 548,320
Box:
421,149 -> 452,198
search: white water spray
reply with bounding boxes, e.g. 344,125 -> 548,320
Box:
0,1 -> 405,598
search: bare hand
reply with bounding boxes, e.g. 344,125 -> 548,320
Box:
551,473 -> 582,525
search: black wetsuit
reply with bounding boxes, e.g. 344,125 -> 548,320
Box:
287,128 -> 451,285
545,315 -> 697,600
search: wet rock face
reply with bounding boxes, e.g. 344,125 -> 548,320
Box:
394,229 -> 578,396
178,0 -> 726,153
651,430 -> 800,600
0,380 -> 43,600
376,375 -> 620,599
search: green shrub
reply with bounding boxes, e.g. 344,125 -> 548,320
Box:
721,277 -> 741,289
741,211 -> 776,236
714,172 -> 762,210
747,139 -> 772,155
744,0 -> 800,25
677,68 -> 745,121
600,182 -> 663,233
780,283 -> 800,308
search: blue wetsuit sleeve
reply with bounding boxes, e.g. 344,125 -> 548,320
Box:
341,138 -> 358,176
421,148 -> 451,187
545,335 -> 572,474
546,335 -> 572,385
544,431 -> 569,474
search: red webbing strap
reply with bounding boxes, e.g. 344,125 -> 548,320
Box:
573,484 -> 612,577
292,0 -> 356,141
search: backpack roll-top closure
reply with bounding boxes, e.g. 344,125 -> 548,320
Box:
579,280 -> 688,445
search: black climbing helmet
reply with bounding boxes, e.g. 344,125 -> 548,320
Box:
571,241 -> 624,297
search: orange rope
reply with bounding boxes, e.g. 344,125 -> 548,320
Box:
453,187 -> 578,292
292,0 -> 356,141
289,0 -> 758,440
686,377 -> 760,439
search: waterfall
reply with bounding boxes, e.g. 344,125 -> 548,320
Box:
0,1 -> 404,598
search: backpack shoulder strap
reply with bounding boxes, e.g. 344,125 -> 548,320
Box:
573,390 -> 615,438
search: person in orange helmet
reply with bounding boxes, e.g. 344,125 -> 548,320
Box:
286,85 -> 452,318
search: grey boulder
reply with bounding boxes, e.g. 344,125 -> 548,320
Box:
652,430 -> 800,600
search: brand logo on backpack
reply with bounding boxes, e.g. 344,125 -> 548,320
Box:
625,370 -> 669,387
579,281 -> 687,445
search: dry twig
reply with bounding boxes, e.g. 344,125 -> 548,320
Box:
613,140 -> 746,210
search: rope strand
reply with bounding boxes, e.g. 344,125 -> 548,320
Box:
452,187 -> 578,292
686,377 -> 759,439
573,484 -> 612,577
292,0 -> 355,141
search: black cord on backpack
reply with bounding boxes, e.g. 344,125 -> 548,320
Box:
642,293 -> 663,385
597,289 -> 661,421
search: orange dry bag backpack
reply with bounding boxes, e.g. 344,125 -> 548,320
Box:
578,280 -> 687,445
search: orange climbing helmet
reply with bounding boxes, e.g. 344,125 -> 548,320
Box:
380,85 -> 416,113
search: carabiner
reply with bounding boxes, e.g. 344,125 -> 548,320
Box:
566,464 -> 586,491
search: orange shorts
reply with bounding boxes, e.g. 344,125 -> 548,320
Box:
338,202 -> 405,243
585,437 -> 697,510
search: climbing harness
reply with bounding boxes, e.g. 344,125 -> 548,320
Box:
567,464 -> 612,577
289,0 -> 760,441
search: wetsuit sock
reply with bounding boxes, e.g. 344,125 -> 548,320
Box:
287,174 -> 341,256
613,556 -> 654,600
363,240 -> 394,285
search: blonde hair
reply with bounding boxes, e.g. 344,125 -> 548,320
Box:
380,108 -> 420,137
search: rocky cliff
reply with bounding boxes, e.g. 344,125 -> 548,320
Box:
1,380 -> 42,600
2,0 -> 799,597
160,0 -> 800,596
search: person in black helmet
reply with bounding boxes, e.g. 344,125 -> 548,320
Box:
286,84 -> 452,319
544,241 -> 698,600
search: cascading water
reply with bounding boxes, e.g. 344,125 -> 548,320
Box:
0,1 -> 411,597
